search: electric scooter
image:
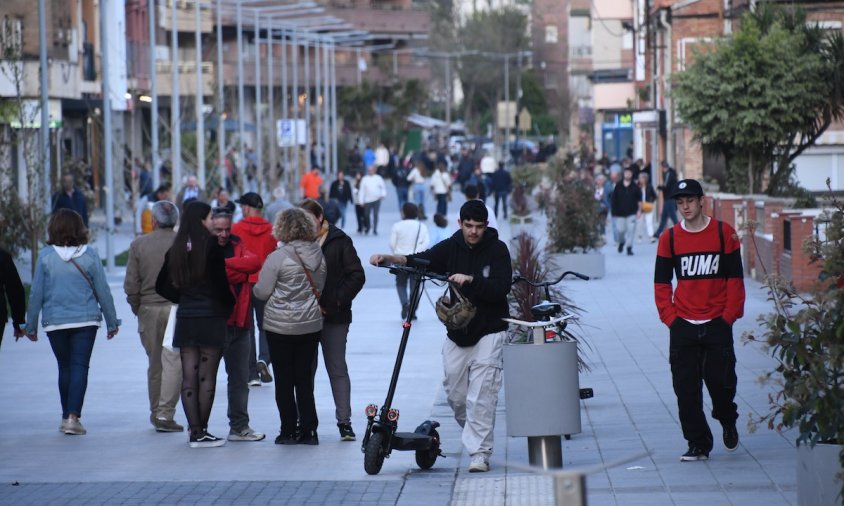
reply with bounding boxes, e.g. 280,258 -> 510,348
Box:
361,259 -> 447,475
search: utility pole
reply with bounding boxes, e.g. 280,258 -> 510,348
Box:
195,0 -> 205,188
504,53 -> 510,163
149,0 -> 160,189
171,0 -> 182,188
267,20 -> 276,187
237,1 -> 246,190
216,0 -> 225,189
445,55 -> 451,128
254,12 -> 263,194
330,40 -> 338,174
38,0 -> 51,213
100,0 -> 115,271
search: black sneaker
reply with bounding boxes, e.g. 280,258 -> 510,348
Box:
617,241 -> 625,253
274,432 -> 299,445
298,430 -> 319,445
680,446 -> 710,462
723,424 -> 739,452
626,247 -> 633,256
338,423 -> 356,442
401,305 -> 408,320
189,430 -> 226,448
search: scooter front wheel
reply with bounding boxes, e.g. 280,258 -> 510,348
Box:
415,429 -> 440,470
364,432 -> 387,475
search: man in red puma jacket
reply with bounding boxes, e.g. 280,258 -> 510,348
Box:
232,192 -> 278,385
654,179 -> 745,463
213,210 -> 265,442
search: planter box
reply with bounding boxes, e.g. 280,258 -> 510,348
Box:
797,442 -> 844,506
547,251 -> 605,279
503,341 -> 581,437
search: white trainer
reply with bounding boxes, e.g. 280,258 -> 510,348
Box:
468,454 -> 490,473
228,427 -> 266,442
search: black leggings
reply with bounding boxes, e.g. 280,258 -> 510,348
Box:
180,346 -> 223,435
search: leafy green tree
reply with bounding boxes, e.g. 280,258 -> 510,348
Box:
673,7 -> 841,194
458,7 -> 529,133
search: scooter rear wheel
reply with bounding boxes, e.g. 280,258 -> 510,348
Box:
414,429 -> 440,470
364,432 -> 387,475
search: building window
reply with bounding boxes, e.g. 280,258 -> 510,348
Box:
0,16 -> 23,57
545,26 -> 558,44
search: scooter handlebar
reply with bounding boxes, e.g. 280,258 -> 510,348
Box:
380,263 -> 451,283
512,271 -> 590,287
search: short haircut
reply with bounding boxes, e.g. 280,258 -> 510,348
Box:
47,208 -> 88,246
151,200 -> 179,228
299,198 -> 324,219
401,202 -> 418,220
274,207 -> 317,243
463,185 -> 479,200
459,199 -> 488,223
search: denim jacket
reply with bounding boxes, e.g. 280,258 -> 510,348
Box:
25,245 -> 120,334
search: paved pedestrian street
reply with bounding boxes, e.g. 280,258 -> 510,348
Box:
1,190 -> 798,505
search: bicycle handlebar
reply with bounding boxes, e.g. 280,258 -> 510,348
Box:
512,271 -> 590,287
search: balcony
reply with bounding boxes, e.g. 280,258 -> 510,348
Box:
158,0 -> 214,33
127,41 -> 151,89
155,61 -> 215,96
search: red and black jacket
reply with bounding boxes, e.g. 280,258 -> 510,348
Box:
654,218 -> 745,327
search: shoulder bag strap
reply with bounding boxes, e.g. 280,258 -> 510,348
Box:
292,250 -> 322,302
69,258 -> 101,306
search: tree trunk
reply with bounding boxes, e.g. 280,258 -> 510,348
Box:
748,151 -> 754,194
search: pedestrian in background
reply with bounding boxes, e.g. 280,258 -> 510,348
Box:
211,209 -> 266,443
431,161 -> 452,217
359,165 -> 387,235
654,160 -> 680,238
637,172 -> 657,243
232,192 -> 278,387
24,209 -> 120,436
611,167 -> 640,256
389,203 -> 429,320
353,172 -> 366,234
0,247 -> 25,349
156,201 -> 234,448
300,199 -> 366,442
431,213 -> 451,244
300,167 -> 324,201
52,173 -> 89,227
175,175 -> 207,211
124,200 -> 184,433
654,179 -> 745,461
406,159 -> 428,220
329,171 -> 354,228
253,208 -> 327,446
491,163 -> 512,220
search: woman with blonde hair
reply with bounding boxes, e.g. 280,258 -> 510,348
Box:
24,209 -> 120,436
254,208 -> 327,445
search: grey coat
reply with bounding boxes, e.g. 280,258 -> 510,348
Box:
253,240 -> 327,336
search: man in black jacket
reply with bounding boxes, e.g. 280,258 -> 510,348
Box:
0,248 -> 26,348
300,199 -> 366,442
611,166 -> 642,255
369,200 -> 512,473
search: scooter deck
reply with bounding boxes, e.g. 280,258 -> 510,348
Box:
392,432 -> 434,451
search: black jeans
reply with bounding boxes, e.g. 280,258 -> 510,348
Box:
266,330 -> 320,435
669,317 -> 738,451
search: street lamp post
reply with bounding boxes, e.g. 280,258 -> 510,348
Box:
195,0 -> 206,189
171,0 -> 182,189
149,0 -> 160,189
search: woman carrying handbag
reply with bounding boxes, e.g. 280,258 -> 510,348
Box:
253,208 -> 327,445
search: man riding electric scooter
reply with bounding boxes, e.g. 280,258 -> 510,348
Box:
370,200 -> 512,473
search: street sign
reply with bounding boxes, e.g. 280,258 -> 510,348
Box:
277,119 -> 307,147
497,101 -> 516,129
518,108 -> 532,132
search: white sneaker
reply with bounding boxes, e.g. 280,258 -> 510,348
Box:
468,454 -> 490,473
248,379 -> 261,387
228,427 -> 266,441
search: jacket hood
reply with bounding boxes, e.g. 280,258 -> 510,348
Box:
450,226 -> 499,252
237,216 -> 273,237
288,240 -> 323,271
324,223 -> 348,245
52,245 -> 88,261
